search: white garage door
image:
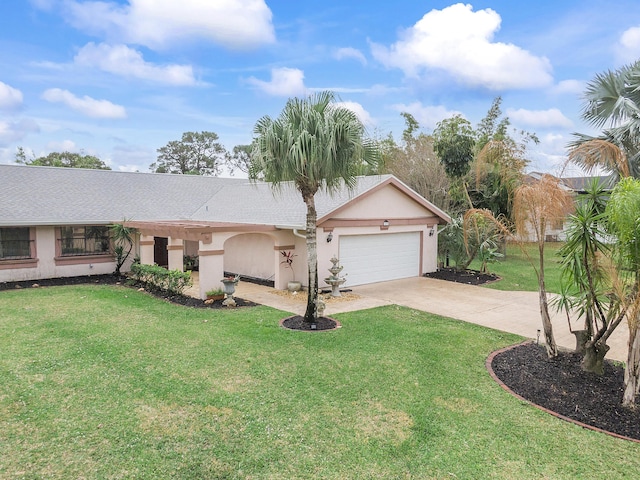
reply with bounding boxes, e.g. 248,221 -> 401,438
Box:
339,232 -> 421,286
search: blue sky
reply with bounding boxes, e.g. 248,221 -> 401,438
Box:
1,0 -> 639,175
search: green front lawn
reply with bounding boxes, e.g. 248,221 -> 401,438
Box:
1,285 -> 637,478
470,241 -> 564,293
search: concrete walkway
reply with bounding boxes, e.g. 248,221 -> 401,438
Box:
196,275 -> 630,363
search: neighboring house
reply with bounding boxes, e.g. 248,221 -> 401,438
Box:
523,172 -> 615,242
0,165 -> 450,298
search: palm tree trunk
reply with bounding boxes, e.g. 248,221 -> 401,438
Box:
303,194 -> 318,324
623,322 -> 640,408
538,242 -> 558,358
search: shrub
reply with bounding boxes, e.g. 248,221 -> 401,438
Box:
130,263 -> 192,295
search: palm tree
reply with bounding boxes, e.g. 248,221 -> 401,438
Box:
251,91 -> 380,324
568,60 -> 640,178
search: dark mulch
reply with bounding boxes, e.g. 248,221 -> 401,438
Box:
281,315 -> 340,331
424,267 -> 499,285
491,342 -> 640,441
0,274 -> 121,290
0,274 -> 259,309
144,288 -> 258,308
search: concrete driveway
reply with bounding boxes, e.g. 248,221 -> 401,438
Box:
351,277 -> 629,363
236,276 -> 629,362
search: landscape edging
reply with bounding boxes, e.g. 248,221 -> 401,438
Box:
486,341 -> 640,444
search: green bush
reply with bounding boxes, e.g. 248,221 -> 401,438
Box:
130,263 -> 192,294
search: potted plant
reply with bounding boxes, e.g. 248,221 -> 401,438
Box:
206,288 -> 225,301
281,250 -> 301,292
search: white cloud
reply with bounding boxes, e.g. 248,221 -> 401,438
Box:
0,119 -> 39,146
370,3 -> 553,90
617,26 -> 640,64
45,139 -> 78,152
550,79 -> 584,95
527,132 -> 573,174
391,102 -> 462,130
65,0 -> 275,50
507,108 -> 573,128
246,68 -> 307,97
334,47 -> 367,65
75,42 -> 198,86
0,81 -> 23,110
42,88 -> 127,119
368,84 -> 403,96
29,0 -> 55,10
334,101 -> 374,126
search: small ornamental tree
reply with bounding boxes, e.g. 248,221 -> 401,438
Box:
512,174 -> 573,358
475,175 -> 572,358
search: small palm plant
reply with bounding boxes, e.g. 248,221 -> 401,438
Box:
281,250 -> 297,281
110,221 -> 136,277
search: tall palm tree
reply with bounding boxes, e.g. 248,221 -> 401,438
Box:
568,60 -> 640,178
251,91 -> 380,324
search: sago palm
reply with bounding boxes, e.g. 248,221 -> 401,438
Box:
251,91 -> 380,324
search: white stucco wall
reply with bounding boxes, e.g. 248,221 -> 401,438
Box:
331,185 -> 432,220
224,233 -> 275,281
184,240 -> 199,256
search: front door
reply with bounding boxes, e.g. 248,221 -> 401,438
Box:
154,237 -> 168,267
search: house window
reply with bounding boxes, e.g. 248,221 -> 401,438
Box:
58,226 -> 111,256
0,227 -> 33,259
551,218 -> 564,231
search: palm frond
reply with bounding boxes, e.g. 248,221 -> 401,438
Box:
567,139 -> 629,177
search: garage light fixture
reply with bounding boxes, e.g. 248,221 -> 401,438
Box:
382,220 -> 389,228
429,226 -> 435,237
326,232 -> 333,243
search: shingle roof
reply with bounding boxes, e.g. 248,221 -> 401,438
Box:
561,175 -> 616,192
526,172 -> 616,192
0,164 -> 243,225
1,164 -> 431,228
190,174 -> 393,227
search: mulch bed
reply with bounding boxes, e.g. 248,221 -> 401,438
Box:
490,342 -> 640,441
0,274 -> 259,309
280,315 -> 340,331
429,268 -> 640,442
424,267 -> 499,285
